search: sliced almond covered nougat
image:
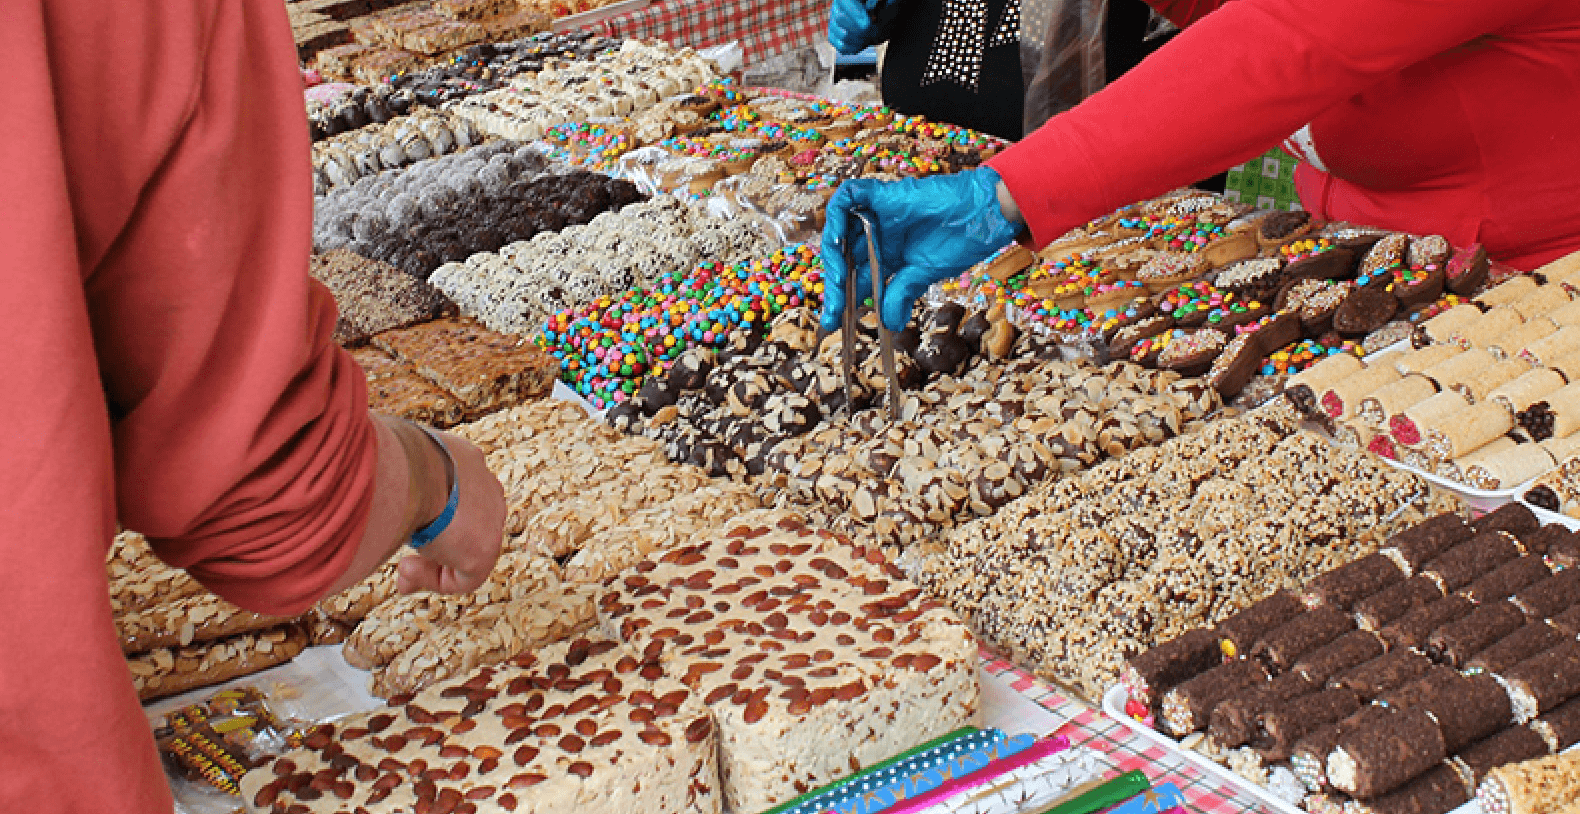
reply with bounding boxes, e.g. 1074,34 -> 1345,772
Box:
242,635 -> 721,814
597,509 -> 979,813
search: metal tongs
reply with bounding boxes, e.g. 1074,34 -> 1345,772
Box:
825,206 -> 902,421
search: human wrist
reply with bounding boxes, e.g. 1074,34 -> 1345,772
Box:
995,179 -> 1024,227
382,415 -> 452,539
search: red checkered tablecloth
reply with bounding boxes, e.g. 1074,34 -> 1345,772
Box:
597,0 -> 832,66
980,651 -> 1278,814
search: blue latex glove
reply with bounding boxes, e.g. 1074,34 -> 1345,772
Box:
820,167 -> 1022,332
828,0 -> 888,56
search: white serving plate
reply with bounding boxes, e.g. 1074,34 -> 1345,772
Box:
550,0 -> 652,32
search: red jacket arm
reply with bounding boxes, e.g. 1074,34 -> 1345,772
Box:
84,0 -> 376,616
989,0 -> 1554,248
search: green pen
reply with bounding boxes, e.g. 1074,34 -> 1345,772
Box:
756,726 -> 980,814
1039,769 -> 1150,814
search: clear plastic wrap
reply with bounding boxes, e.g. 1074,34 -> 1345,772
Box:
1021,0 -> 1109,134
154,685 -> 311,814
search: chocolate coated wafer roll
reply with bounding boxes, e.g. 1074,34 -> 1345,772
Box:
1473,502 -> 1542,539
1428,602 -> 1529,667
1216,590 -> 1304,659
1208,672 -> 1317,749
1383,595 -> 1475,650
1476,751 -> 1580,814
1512,568 -> 1580,620
1328,707 -> 1449,799
1423,531 -> 1525,592
1468,621 -> 1568,675
1533,694 -> 1580,750
1296,630 -> 1388,684
1159,657 -> 1269,737
1423,671 -> 1516,753
1551,604 -> 1580,637
1383,514 -> 1474,572
1305,553 -> 1408,611
1518,524 -> 1573,558
1500,640 -> 1580,722
1253,606 -> 1356,673
1255,687 -> 1363,761
1380,665 -> 1467,711
1344,763 -> 1470,814
1357,576 -> 1448,630
1332,649 -> 1436,701
1462,556 -> 1554,605
1453,727 -> 1551,788
1292,705 -> 1400,793
1122,627 -> 1220,709
1551,533 -> 1580,569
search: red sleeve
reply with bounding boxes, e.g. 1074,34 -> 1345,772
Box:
988,0 -> 1559,248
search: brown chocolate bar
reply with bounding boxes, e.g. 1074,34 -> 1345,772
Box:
1303,553 -> 1407,610
1470,502 -> 1540,539
1461,556 -> 1555,605
1159,658 -> 1269,737
1123,627 -> 1221,709
1356,575 -> 1446,631
1252,605 -> 1356,673
1512,568 -> 1580,620
1382,594 -> 1475,650
1453,726 -> 1551,787
1254,687 -> 1362,761
1332,649 -> 1437,701
1501,639 -> 1580,722
1426,601 -> 1528,668
1208,672 -> 1317,749
1468,621 -> 1568,674
1295,629 -> 1388,684
1328,706 -> 1448,798
1383,513 -> 1474,571
1215,590 -> 1305,659
1421,531 -> 1524,592
1344,763 -> 1469,814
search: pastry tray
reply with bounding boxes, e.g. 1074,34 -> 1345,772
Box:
1377,457 -> 1530,515
1519,497 -> 1580,531
550,0 -> 651,32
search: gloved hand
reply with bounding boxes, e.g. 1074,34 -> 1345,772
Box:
827,0 -> 889,56
820,166 -> 1023,332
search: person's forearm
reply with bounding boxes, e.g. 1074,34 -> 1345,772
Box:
321,415 -> 449,596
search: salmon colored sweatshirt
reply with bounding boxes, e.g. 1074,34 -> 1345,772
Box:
1,1 -> 376,810
989,0 -> 1580,271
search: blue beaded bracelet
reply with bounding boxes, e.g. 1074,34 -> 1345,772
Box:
409,424 -> 459,550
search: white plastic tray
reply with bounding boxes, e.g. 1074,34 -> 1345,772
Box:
1520,497 -> 1580,531
1378,457 -> 1529,515
550,0 -> 651,32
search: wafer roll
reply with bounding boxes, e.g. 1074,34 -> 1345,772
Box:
1541,432 -> 1580,465
1491,317 -> 1558,360
1453,727 -> 1552,789
1294,630 -> 1388,685
1462,556 -> 1554,605
1392,390 -> 1475,449
1331,649 -> 1436,701
1538,250 -> 1580,284
1469,622 -> 1568,675
1476,750 -> 1580,814
1441,436 -> 1521,484
1554,604 -> 1580,637
1422,531 -> 1526,593
1357,576 -> 1448,630
1422,304 -> 1487,345
1159,657 -> 1269,737
1513,286 -> 1573,321
1465,446 -> 1557,491
1472,502 -> 1542,538
1252,606 -> 1356,673
1428,602 -> 1528,667
1520,326 -> 1580,367
1545,300 -> 1580,329
1122,627 -> 1220,710
1322,364 -> 1403,420
1292,705 -> 1398,793
1359,375 -> 1441,428
1208,672 -> 1316,749
1393,344 -> 1464,376
1216,590 -> 1304,659
1533,694 -> 1580,750
1304,554 -> 1408,611
1424,672 -> 1517,753
1457,308 -> 1528,351
1546,349 -> 1580,380
1379,665 -> 1465,710
1500,640 -> 1580,722
1423,347 -> 1498,390
1512,569 -> 1580,620
1517,524 -> 1572,557
1255,688 -> 1363,761
1490,369 -> 1568,414
1421,401 -> 1516,461
1467,360 -> 1538,403
1478,277 -> 1541,310
1344,763 -> 1470,814
1328,707 -> 1448,799
1383,513 -> 1475,571
1383,594 -> 1475,650
1289,352 -> 1365,401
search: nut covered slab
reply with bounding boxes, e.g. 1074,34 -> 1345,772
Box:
596,509 -> 979,812
241,635 -> 720,814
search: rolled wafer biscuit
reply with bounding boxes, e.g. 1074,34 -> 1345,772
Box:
1330,649 -> 1435,701
1469,621 -> 1568,675
1255,687 -> 1363,761
1288,352 -> 1365,400
1513,284 -> 1575,319
1490,369 -> 1568,414
1122,627 -> 1221,710
1473,502 -> 1542,538
1392,390 -> 1474,449
1478,276 -> 1542,310
1520,326 -> 1580,367
1321,364 -> 1403,420
1327,706 -> 1447,798
1423,531 -> 1526,592
1475,750 -> 1580,814
1537,249 -> 1580,284
1554,604 -> 1580,636
1216,590 -> 1305,658
1516,524 -> 1571,557
1358,375 -> 1440,429
1208,672 -> 1317,749
1423,304 -> 1486,345
1294,630 -> 1388,684
1500,640 -> 1580,722
1382,594 -> 1475,650
1533,694 -> 1580,750
1423,671 -> 1518,754
1428,602 -> 1527,667
1422,347 -> 1499,390
1304,553 -> 1407,611
1251,606 -> 1356,673
1512,568 -> 1580,620
1462,556 -> 1555,605
1541,432 -> 1580,465
1465,446 -> 1557,491
1440,436 -> 1520,484
1357,577 -> 1448,631
1456,308 -> 1527,351
1421,401 -> 1516,462
1344,763 -> 1470,814
1529,382 -> 1580,439
1378,664 -> 1464,710
1453,727 -> 1552,788
1159,658 -> 1269,737
1292,705 -> 1398,793
1491,317 -> 1559,360
1392,343 -> 1464,376
1380,513 -> 1473,572
1466,360 -> 1538,403
1544,299 -> 1580,328
1546,349 -> 1580,381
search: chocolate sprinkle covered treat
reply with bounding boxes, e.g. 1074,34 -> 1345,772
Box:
1472,503 -> 1541,539
1421,531 -> 1526,593
1425,671 -> 1518,753
1533,694 -> 1580,751
1208,672 -> 1317,749
1428,601 -> 1529,668
1355,575 -> 1447,631
1251,606 -> 1356,674
241,635 -> 722,814
1469,621 -> 1570,675
1462,556 -> 1556,606
1328,706 -> 1448,799
1330,648 -> 1436,701
1382,595 -> 1475,650
1346,763 -> 1469,814
1294,630 -> 1388,684
1217,590 -> 1306,660
1122,627 -> 1222,710
1381,513 -> 1473,573
1160,658 -> 1269,737
1254,687 -> 1363,762
1499,640 -> 1580,723
1453,726 -> 1552,789
1304,553 -> 1408,610
596,511 -> 979,813
1511,569 -> 1580,621
1292,705 -> 1398,794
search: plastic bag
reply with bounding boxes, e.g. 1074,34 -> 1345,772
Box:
1020,0 -> 1109,134
153,685 -> 313,814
